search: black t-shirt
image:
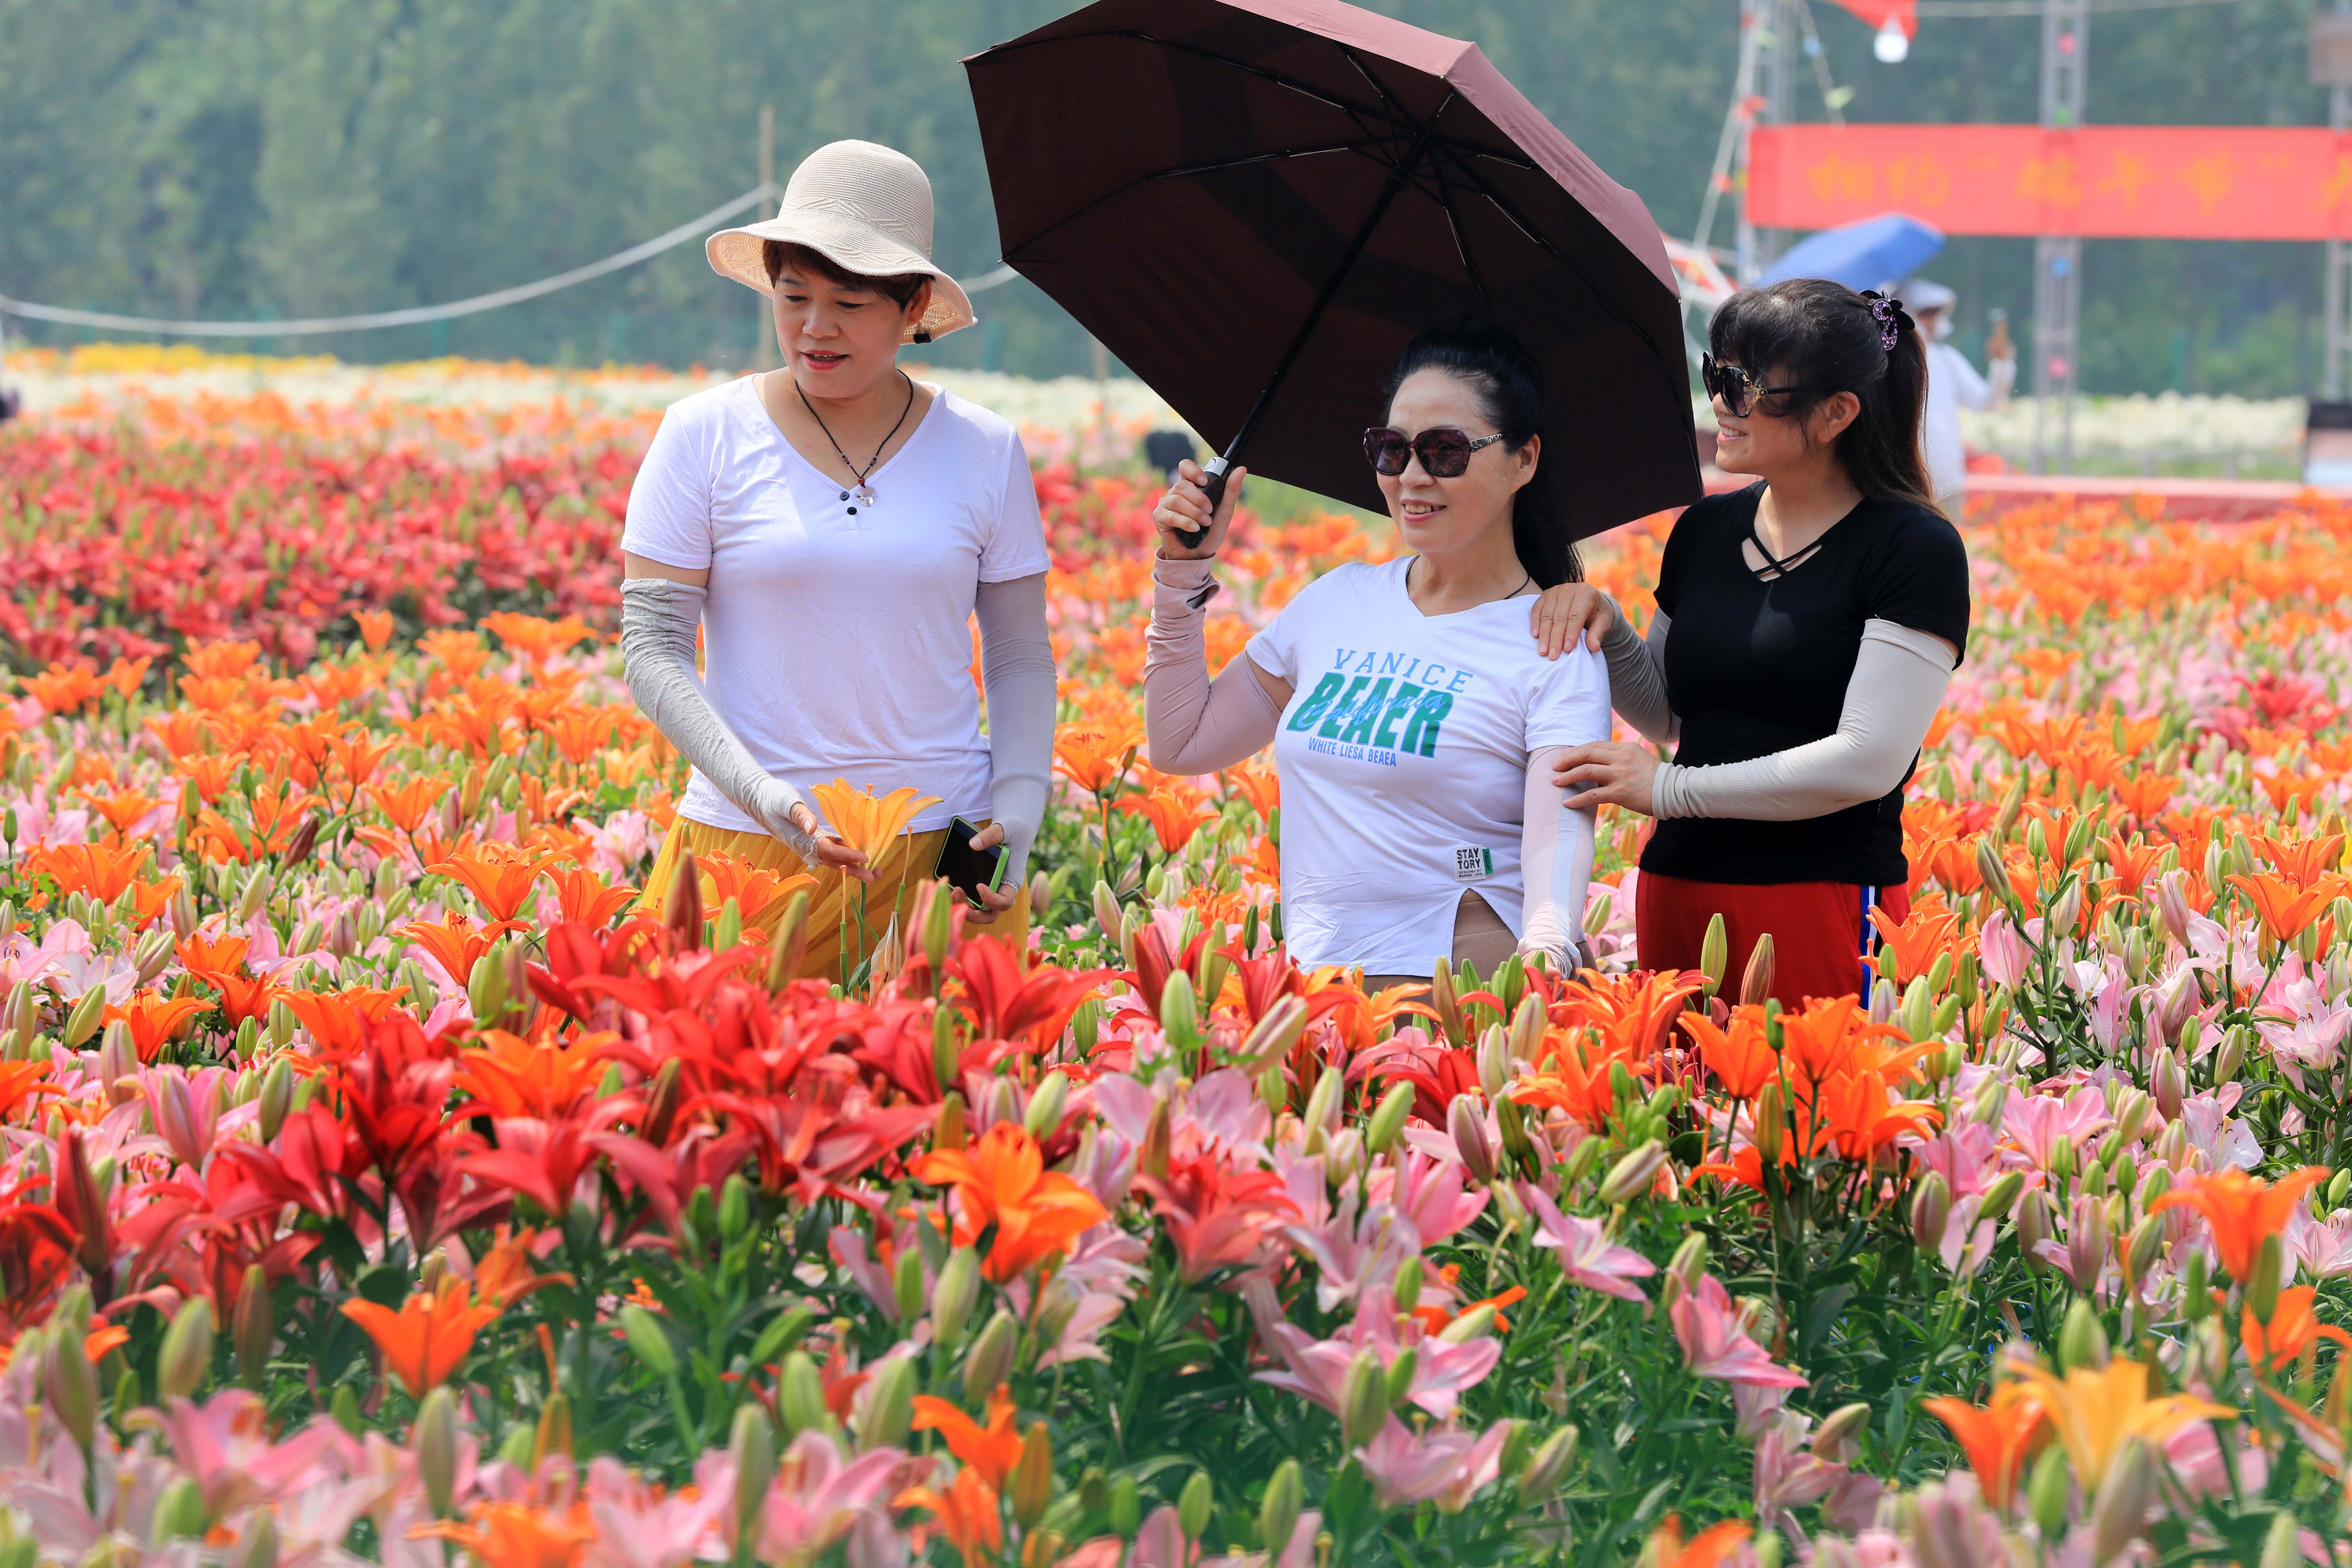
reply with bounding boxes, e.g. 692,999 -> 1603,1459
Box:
1641,484 -> 1971,888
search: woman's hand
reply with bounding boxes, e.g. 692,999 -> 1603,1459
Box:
1152,459 -> 1246,560
1554,742 -> 1659,816
1529,583 -> 1617,659
959,822 -> 1022,925
789,803 -> 877,883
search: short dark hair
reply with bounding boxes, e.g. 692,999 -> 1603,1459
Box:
1709,279 -> 1936,511
760,240 -> 929,311
1383,317 -> 1581,589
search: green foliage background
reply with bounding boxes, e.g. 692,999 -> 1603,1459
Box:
0,0 -> 2335,393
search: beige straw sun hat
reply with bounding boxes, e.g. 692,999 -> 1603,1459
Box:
706,139 -> 976,344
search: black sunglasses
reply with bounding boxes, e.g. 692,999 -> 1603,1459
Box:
1701,354 -> 1813,419
1363,425 -> 1508,479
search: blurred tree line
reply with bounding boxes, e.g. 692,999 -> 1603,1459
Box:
0,0 -> 2332,392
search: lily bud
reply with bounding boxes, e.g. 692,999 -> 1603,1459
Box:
2066,1195 -> 2111,1298
153,1476 -> 207,1542
2110,1089 -> 2150,1147
1237,996 -> 1307,1075
1476,1023 -> 1511,1100
931,1246 -> 980,1350
1159,970 -> 1199,1048
238,1506 -> 277,1568
1025,1070 -> 1070,1139
1438,1305 -> 1497,1346
1092,881 -> 1122,942
63,985 -> 106,1050
1735,931 -> 1775,1007
1365,1082 -> 1413,1157
1339,1350 -> 1387,1447
2125,1213 -> 2166,1285
1012,1421 -> 1054,1528
963,1310 -> 1018,1403
1325,1127 -> 1365,1187
730,1404 -> 777,1540
1430,961 -> 1464,1048
619,1304 -> 678,1378
1300,1066 -> 1342,1156
2213,1025 -> 2249,1086
934,1091 -> 968,1154
467,942 -> 508,1023
2151,1049 -> 2185,1123
2059,1298 -> 2109,1373
1598,1139 -> 1667,1205
2026,1445 -> 2071,1535
663,849 -> 702,950
1516,1424 -> 1579,1504
1910,1172 -> 1953,1252
1978,1172 -> 2025,1224
1178,1470 -> 1215,1541
1507,995 -> 1546,1067
2047,878 -> 2083,938
415,1386 -> 459,1518
234,1264 -> 273,1388
1754,1080 -> 1785,1165
1698,913 -> 1727,994
2248,1232 -> 2284,1321
856,1355 -> 914,1451
2090,1437 -> 2156,1563
1663,1232 -> 1709,1311
766,889 -> 811,989
1448,1095 -> 1496,1184
159,1294 -> 215,1403
923,878 -> 955,978
893,1246 -> 926,1325
1812,1402 -> 1872,1461
1394,1257 -> 1423,1313
1259,1459 -> 1303,1554
2016,1189 -> 2054,1275
1897,977 -> 1934,1043
132,926 -> 175,988
779,1351 -> 829,1436
2259,1505 -> 2301,1568
41,1325 -> 97,1447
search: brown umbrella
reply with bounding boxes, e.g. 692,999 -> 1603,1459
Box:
964,0 -> 1700,542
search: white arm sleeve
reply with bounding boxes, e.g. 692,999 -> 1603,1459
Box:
620,578 -> 819,859
1144,557 -> 1283,774
1517,746 -> 1599,967
1597,602 -> 1678,745
974,573 -> 1056,887
1651,620 -> 1954,821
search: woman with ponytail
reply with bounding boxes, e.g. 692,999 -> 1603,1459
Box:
1526,278 -> 1969,1005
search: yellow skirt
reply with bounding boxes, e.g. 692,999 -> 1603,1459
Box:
639,816 -> 1030,986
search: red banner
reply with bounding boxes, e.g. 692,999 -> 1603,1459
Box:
1749,124 -> 2352,240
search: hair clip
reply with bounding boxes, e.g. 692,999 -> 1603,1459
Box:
1861,291 -> 1902,352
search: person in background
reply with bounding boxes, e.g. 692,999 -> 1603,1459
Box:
620,140 -> 1056,981
1896,279 -> 2012,520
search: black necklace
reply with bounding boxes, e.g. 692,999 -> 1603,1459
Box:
796,370 -> 914,515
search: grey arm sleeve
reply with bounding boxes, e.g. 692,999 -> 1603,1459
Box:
1651,621 -> 1955,821
619,577 -> 818,859
1516,746 -> 1599,967
1597,602 -> 1679,745
974,573 -> 1057,886
1144,557 -> 1284,775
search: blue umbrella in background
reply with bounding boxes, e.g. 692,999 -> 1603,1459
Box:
1756,213 -> 1945,291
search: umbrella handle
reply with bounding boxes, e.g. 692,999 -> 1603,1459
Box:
1178,455 -> 1235,550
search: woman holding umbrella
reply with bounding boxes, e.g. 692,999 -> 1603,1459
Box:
620,140 -> 1057,979
1146,318 -> 1611,989
1527,279 -> 1970,1005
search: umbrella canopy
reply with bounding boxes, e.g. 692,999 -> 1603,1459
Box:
964,0 -> 1700,539
1757,213 -> 1945,292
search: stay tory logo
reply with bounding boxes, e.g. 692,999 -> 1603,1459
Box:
1285,648 -> 1474,767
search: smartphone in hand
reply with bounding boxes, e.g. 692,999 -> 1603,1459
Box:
933,816 -> 1009,909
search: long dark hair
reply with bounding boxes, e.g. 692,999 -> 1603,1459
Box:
1709,278 -> 1936,511
1382,318 -> 1581,588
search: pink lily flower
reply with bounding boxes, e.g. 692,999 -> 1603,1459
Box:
1353,1416 -> 1511,1511
1520,1184 -> 1656,1302
154,1390 -> 359,1519
2000,1089 -> 2109,1172
584,1452 -> 734,1568
1372,1151 -> 1489,1248
757,1429 -> 914,1563
1254,1284 -> 1500,1420
1672,1275 -> 1808,1389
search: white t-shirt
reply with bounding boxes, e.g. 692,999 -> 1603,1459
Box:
1245,558 -> 1611,975
1921,341 -> 1993,499
621,377 -> 1050,836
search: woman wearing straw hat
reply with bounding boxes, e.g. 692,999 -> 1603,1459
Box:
622,140 -> 1056,980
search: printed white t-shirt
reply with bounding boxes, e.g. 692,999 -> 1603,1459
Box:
1245,558 -> 1611,975
621,377 -> 1050,836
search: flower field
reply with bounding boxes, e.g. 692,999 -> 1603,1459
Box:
9,361 -> 2352,1567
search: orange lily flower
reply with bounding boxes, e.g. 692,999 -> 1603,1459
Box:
912,1386 -> 1024,1488
2227,872 -> 2334,943
2242,1285 -> 2352,1371
324,730 -> 399,792
400,913 -> 500,988
80,788 -> 161,838
340,1277 -> 502,1397
202,969 -> 283,1032
452,1030 -> 613,1120
0,1059 -> 62,1120
23,664 -> 102,715
183,753 -> 243,805
2111,770 -> 2179,824
1224,759 -> 1280,822
1865,900 -> 1959,988
693,851 -> 814,925
1815,1067 -> 1943,1162
1052,730 -> 1136,798
356,609 -> 395,650
2151,1165 -> 2329,1285
547,864 -> 639,928
1679,1006 -> 1778,1101
429,844 -> 561,927
369,775 -> 450,835
411,1499 -> 595,1568
1645,1516 -> 1753,1568
912,1122 -> 1110,1282
1117,781 -> 1216,855
279,987 -> 410,1055
104,991 -> 213,1063
83,1322 -> 131,1363
1922,1382 -> 2049,1513
1508,1049 -> 1621,1130
811,780 -> 943,866
30,841 -> 152,903
894,1466 -> 1003,1568
543,708 -> 619,768
175,930 -> 251,979
1775,996 -> 1926,1092
470,1227 -> 577,1310
2252,832 -> 2347,891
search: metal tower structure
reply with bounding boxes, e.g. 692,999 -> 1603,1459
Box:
1736,0 -> 1798,282
2324,0 -> 2352,399
2030,0 -> 2088,471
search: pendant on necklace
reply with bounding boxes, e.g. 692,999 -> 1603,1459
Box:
855,484 -> 877,507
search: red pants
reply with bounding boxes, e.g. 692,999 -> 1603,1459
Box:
1636,871 -> 1910,1007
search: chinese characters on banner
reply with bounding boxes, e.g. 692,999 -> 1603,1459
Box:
1749,124 -> 2352,240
